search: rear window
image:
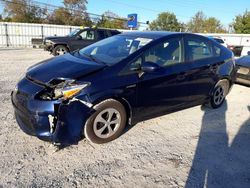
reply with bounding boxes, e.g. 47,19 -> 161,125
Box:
186,38 -> 213,61
214,45 -> 222,56
110,30 -> 120,36
98,30 -> 109,39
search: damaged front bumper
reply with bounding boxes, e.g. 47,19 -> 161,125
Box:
43,43 -> 53,52
11,77 -> 94,145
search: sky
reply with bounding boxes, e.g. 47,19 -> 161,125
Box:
51,0 -> 250,29
1,0 -> 250,29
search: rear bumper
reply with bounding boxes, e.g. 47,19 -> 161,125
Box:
236,77 -> 250,86
236,73 -> 250,86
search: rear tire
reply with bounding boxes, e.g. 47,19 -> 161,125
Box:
84,99 -> 127,144
52,45 -> 68,56
209,79 -> 230,109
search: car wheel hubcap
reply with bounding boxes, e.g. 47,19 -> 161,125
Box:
93,108 -> 121,139
57,48 -> 66,55
213,86 -> 225,105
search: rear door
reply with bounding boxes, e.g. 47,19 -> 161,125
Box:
183,34 -> 220,104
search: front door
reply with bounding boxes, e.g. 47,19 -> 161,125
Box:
135,36 -> 194,121
70,29 -> 97,51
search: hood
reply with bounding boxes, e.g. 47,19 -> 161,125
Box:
45,36 -> 70,41
26,53 -> 105,84
236,56 -> 250,67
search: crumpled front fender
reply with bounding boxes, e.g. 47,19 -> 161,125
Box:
52,98 -> 94,145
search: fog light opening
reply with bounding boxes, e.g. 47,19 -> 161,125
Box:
48,114 -> 57,133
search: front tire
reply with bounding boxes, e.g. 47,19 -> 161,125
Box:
84,99 -> 127,144
52,45 -> 69,56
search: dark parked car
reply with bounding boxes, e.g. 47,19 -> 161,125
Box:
44,27 -> 121,56
12,32 -> 236,145
236,51 -> 250,86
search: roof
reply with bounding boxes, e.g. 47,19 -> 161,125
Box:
81,27 -> 120,31
120,31 -> 179,39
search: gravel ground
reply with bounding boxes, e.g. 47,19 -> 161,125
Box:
0,49 -> 250,188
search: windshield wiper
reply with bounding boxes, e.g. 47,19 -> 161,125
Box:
81,52 -> 106,65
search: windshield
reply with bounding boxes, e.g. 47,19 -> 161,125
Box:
68,28 -> 80,37
79,35 -> 153,65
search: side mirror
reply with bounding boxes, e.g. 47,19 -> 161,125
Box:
141,61 -> 160,73
76,35 -> 82,40
247,51 -> 250,56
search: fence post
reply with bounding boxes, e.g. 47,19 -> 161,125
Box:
41,25 -> 44,40
5,23 -> 9,47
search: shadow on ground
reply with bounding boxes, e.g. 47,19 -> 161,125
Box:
185,102 -> 250,187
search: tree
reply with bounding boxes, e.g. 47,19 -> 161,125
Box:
187,11 -> 206,33
64,0 -> 87,12
2,0 -> 91,26
187,11 -> 226,33
3,0 -> 45,23
97,11 -> 126,29
233,10 -> 250,34
47,0 -> 91,26
63,0 -> 91,26
149,12 -> 181,31
47,7 -> 71,25
204,17 -> 226,33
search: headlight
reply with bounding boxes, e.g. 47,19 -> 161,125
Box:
54,83 -> 89,99
36,79 -> 90,100
45,39 -> 54,44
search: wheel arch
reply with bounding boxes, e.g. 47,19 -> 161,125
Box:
53,43 -> 70,51
112,97 -> 132,125
209,77 -> 231,97
92,96 -> 133,126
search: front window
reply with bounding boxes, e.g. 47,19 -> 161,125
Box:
79,35 -> 153,65
144,37 -> 182,67
79,30 -> 95,40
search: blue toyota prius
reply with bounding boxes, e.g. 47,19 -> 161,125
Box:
11,32 -> 236,145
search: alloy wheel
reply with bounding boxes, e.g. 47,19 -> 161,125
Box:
93,108 -> 121,139
56,48 -> 66,55
213,86 -> 225,105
